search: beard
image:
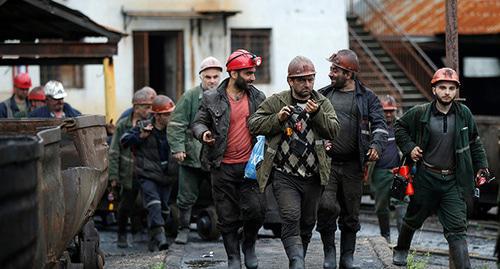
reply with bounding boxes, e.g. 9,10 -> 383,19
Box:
436,95 -> 454,106
330,76 -> 346,89
235,75 -> 249,91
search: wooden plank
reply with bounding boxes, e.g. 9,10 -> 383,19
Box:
133,31 -> 149,92
0,43 -> 117,57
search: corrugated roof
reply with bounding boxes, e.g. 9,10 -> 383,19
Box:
383,0 -> 500,35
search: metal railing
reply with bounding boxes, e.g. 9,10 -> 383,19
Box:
347,0 -> 437,100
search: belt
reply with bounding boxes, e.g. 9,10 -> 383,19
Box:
422,161 -> 455,176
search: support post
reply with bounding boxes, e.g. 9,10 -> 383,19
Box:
103,57 -> 117,122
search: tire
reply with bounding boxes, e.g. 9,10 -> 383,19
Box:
196,206 -> 221,241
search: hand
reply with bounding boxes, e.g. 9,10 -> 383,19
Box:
139,124 -> 153,138
410,146 -> 423,162
278,106 -> 292,122
110,178 -> 118,188
173,152 -> 187,162
304,99 -> 318,114
475,168 -> 490,186
367,147 -> 379,161
202,131 -> 215,146
106,119 -> 116,136
324,140 -> 333,151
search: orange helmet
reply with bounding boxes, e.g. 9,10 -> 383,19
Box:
14,73 -> 32,89
287,56 -> 316,78
327,49 -> 360,73
381,95 -> 397,111
226,49 -> 262,72
152,95 -> 175,113
28,87 -> 46,101
431,67 -> 460,86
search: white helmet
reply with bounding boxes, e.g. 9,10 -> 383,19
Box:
199,56 -> 223,74
44,80 -> 67,99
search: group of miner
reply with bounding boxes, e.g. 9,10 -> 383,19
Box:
2,48 -> 488,269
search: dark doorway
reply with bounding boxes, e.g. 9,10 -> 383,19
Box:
133,31 -> 184,101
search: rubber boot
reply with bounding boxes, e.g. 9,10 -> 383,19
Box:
148,226 -> 169,252
448,239 -> 471,269
394,205 -> 406,233
392,223 -> 415,266
303,242 -> 309,259
117,233 -> 128,248
285,244 -> 305,269
175,207 -> 191,244
241,223 -> 259,269
320,231 -> 336,269
223,232 -> 241,269
339,232 -> 359,269
377,213 -> 391,243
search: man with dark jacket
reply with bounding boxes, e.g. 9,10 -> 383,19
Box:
192,49 -> 266,269
248,56 -> 340,269
392,68 -> 489,268
168,56 -> 223,244
29,80 -> 81,118
121,95 -> 176,252
0,72 -> 32,118
109,89 -> 153,248
318,49 -> 387,269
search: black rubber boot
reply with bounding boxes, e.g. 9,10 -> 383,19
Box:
320,231 -> 336,269
175,207 -> 191,244
148,226 -> 169,252
223,232 -> 241,269
285,244 -> 305,269
339,232 -> 359,269
241,223 -> 259,269
448,239 -> 471,269
392,223 -> 415,266
303,242 -> 309,259
377,213 -> 391,243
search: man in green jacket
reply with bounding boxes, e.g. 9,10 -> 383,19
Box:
248,56 -> 339,269
168,56 -> 223,244
109,88 -> 154,248
392,67 -> 489,268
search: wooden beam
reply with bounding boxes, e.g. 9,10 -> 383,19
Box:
103,57 -> 117,123
0,58 -> 104,66
0,42 -> 117,58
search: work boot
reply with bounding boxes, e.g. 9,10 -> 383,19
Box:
117,233 -> 128,248
339,232 -> 359,269
241,223 -> 259,269
175,208 -> 192,244
148,227 -> 169,252
392,223 -> 415,266
394,205 -> 406,233
285,244 -> 305,269
303,242 -> 309,258
320,231 -> 336,269
377,213 -> 391,243
223,232 -> 241,269
448,239 -> 471,269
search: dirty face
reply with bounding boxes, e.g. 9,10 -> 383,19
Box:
134,103 -> 152,120
232,67 -> 256,91
200,68 -> 222,91
14,87 -> 29,100
288,75 -> 315,100
154,111 -> 172,127
47,97 -> 64,113
384,109 -> 396,124
328,65 -> 350,89
433,81 -> 458,106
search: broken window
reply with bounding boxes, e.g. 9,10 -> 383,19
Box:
231,29 -> 271,84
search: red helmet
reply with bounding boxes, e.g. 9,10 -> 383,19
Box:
152,95 -> 175,113
381,95 -> 397,111
28,87 -> 46,101
431,67 -> 460,86
327,49 -> 360,73
14,73 -> 32,89
226,49 -> 262,72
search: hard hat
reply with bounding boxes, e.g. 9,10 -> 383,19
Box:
132,89 -> 153,105
226,49 -> 262,72
327,49 -> 360,73
152,95 -> 175,113
381,95 -> 398,111
28,87 -> 46,101
431,67 -> 460,86
44,80 -> 67,99
199,56 -> 223,74
287,56 -> 316,78
14,73 -> 32,89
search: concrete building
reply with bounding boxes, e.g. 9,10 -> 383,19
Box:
0,0 -> 348,117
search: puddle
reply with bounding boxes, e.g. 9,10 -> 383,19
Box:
185,259 -> 225,268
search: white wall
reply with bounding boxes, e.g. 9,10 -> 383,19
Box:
0,0 -> 347,117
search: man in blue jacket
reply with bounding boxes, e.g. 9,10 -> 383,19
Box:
317,49 -> 387,269
0,72 -> 32,118
29,80 -> 81,118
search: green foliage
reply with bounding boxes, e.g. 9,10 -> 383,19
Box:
149,263 -> 165,269
406,250 -> 430,269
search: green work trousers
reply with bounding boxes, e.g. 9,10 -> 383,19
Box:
176,165 -> 210,211
370,168 -> 407,215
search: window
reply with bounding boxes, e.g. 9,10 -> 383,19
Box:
463,57 -> 500,78
40,65 -> 84,88
231,29 -> 271,84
